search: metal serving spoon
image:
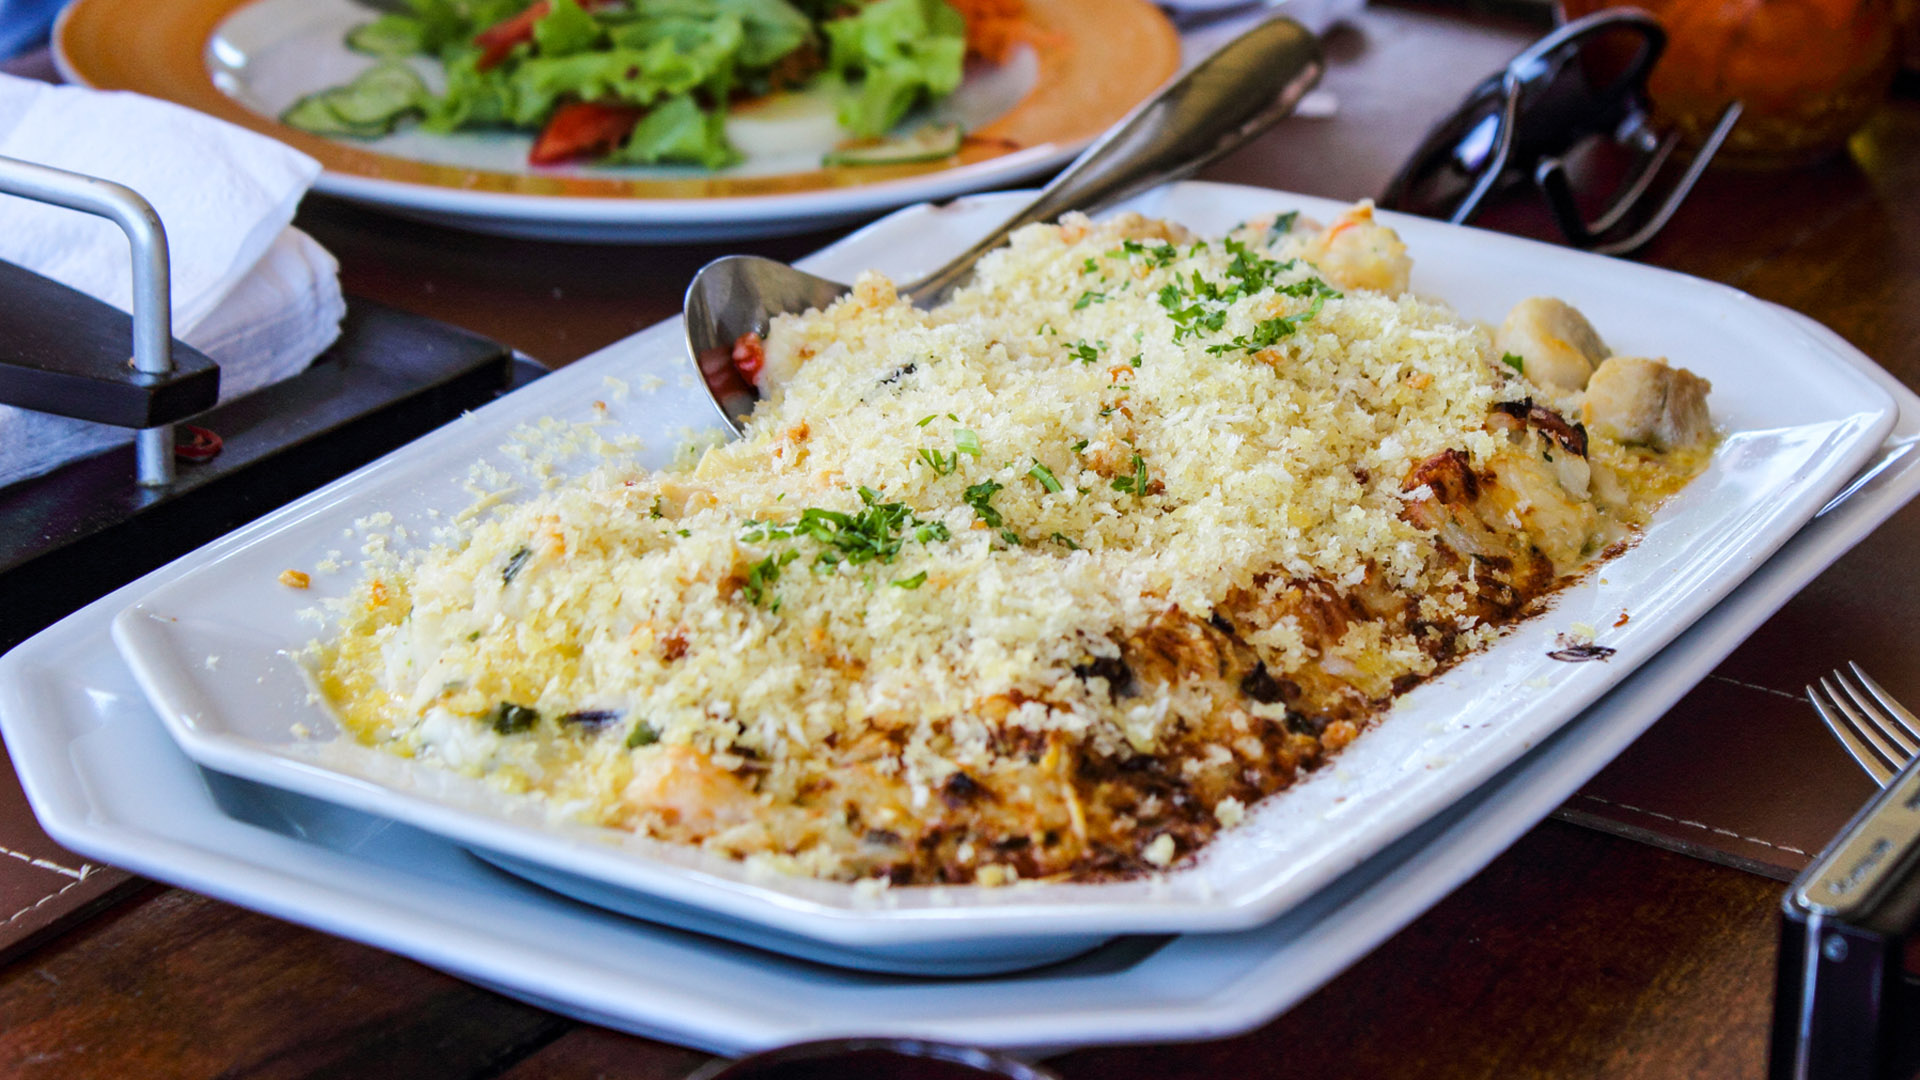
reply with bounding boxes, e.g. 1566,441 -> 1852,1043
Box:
683,14 -> 1325,436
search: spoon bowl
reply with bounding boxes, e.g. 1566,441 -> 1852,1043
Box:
683,14 -> 1325,436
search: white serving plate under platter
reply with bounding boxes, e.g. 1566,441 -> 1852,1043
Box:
109,183 -> 1895,974
4,309 -> 1917,1049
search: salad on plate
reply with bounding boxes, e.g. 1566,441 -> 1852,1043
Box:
281,0 -> 1031,168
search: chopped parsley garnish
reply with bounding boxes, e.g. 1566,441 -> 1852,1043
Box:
1266,210 -> 1299,244
1110,453 -> 1150,496
916,427 -> 979,476
1156,281 -> 1226,341
1129,353 -> 1142,368
892,570 -> 928,589
1074,289 -> 1107,310
1071,340 -> 1101,364
1203,279 -> 1341,357
964,479 -> 1006,527
1156,239 -> 1330,346
501,545 -> 532,585
743,549 -> 798,606
999,529 -> 1021,546
739,488 -> 950,606
488,701 -> 539,735
1501,352 -> 1526,374
1112,238 -> 1178,266
625,720 -> 659,749
1050,531 -> 1080,549
1071,438 -> 1089,454
649,498 -> 664,519
676,529 -> 692,537
1028,459 -> 1063,493
1081,257 -> 1099,274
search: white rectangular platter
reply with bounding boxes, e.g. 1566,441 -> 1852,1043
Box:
107,183 -> 1896,967
2,302 -> 1916,1052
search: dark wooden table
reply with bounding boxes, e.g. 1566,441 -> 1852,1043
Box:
8,5 -> 1920,1077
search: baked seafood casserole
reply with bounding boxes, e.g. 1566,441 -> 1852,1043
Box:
312,202 -> 1715,885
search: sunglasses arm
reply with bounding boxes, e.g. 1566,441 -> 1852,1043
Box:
1535,100 -> 1743,257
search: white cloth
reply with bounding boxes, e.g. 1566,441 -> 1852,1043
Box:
0,73 -> 345,489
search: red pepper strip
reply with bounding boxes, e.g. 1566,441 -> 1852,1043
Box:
474,0 -> 620,71
731,331 -> 766,386
528,101 -> 645,164
696,343 -> 755,404
174,425 -> 223,464
474,1 -> 550,71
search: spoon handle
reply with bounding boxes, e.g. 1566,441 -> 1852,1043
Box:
903,15 -> 1325,307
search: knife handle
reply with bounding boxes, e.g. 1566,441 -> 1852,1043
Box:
1770,756 -> 1920,1080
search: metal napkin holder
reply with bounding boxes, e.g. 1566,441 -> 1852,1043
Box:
0,153 -> 219,488
1771,757 -> 1920,1079
0,155 -> 529,656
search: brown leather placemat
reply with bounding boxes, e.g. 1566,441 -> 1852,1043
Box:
1559,492 -> 1920,881
0,737 -> 137,964
1561,674 -> 1876,881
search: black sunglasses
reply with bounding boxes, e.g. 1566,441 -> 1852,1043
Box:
1380,8 -> 1741,256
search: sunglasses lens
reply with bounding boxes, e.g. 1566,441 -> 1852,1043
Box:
1382,15 -> 1662,227
1381,87 -> 1505,220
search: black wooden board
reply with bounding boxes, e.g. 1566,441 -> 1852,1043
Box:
0,258 -> 219,427
0,298 -> 538,654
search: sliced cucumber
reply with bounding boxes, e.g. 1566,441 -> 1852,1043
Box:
328,62 -> 430,125
280,94 -> 383,138
281,61 -> 428,139
822,122 -> 962,166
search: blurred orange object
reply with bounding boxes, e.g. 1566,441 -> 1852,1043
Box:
1564,0 -> 1898,166
948,0 -> 1037,64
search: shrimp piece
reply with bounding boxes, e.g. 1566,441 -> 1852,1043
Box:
1494,297 -> 1609,391
1582,356 -> 1713,451
1299,201 -> 1411,295
619,745 -> 759,836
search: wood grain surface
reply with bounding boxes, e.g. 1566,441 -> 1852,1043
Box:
6,4 -> 1919,1077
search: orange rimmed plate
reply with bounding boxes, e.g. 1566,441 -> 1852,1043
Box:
53,0 -> 1179,242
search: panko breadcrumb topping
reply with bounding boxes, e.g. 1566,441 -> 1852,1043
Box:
312,203 -> 1712,885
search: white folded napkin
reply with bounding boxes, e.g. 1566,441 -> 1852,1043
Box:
0,73 -> 346,490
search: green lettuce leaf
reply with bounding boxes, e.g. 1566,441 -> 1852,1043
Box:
421,48 -> 520,131
822,0 -> 964,138
619,0 -> 812,68
510,16 -> 742,125
614,94 -> 739,168
347,15 -> 431,57
532,0 -> 603,58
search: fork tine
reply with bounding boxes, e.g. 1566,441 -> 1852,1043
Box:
1846,662 -> 1920,752
1821,675 -> 1912,768
1810,679 -> 1898,786
1836,674 -> 1920,763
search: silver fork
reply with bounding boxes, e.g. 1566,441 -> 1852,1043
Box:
1806,662 -> 1920,786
